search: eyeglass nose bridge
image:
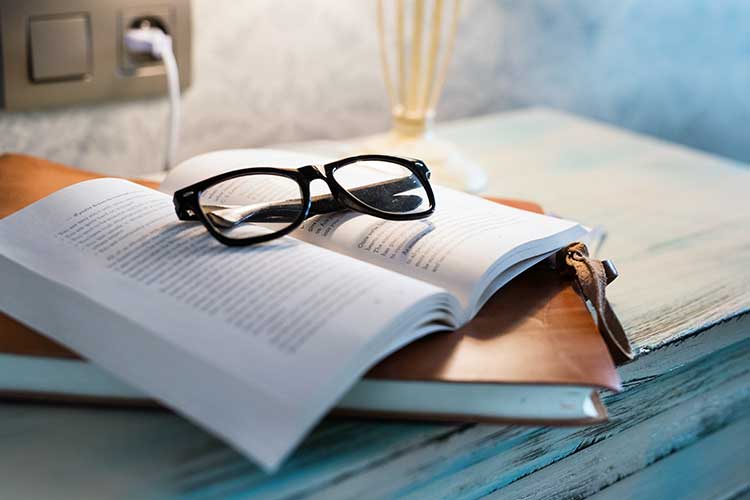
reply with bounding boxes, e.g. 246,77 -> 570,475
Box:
299,164 -> 326,181
299,164 -> 346,198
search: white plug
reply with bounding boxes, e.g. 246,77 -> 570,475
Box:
124,24 -> 181,171
124,26 -> 172,57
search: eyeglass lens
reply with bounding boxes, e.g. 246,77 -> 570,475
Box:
332,160 -> 431,215
198,174 -> 304,240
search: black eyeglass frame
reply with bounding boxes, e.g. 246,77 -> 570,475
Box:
173,154 -> 436,246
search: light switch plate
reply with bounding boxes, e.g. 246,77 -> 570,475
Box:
0,0 -> 191,111
29,14 -> 92,82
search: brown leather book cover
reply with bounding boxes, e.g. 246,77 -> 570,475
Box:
366,264 -> 620,392
0,154 -> 620,422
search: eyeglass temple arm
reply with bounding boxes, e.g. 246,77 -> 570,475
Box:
206,175 -> 422,227
308,174 -> 420,216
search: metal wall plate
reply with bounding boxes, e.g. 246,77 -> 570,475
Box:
0,0 -> 191,111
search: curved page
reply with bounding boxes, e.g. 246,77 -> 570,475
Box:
0,179 -> 450,471
294,187 -> 587,318
161,150 -> 587,319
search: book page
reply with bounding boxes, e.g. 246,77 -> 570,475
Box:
0,178 -> 455,470
160,150 -> 586,318
294,187 -> 586,317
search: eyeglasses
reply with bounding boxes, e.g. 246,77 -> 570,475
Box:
173,155 -> 436,246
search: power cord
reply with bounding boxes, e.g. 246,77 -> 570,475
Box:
124,21 -> 181,171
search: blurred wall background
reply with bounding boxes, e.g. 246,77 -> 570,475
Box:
1,0 -> 748,176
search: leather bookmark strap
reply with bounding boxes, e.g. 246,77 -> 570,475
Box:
556,242 -> 634,364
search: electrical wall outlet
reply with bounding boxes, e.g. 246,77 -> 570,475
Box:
0,0 -> 191,111
119,5 -> 176,76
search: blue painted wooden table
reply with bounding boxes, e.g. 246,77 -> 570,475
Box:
1,109 -> 749,499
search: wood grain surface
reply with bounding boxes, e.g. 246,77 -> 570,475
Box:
434,109 -> 750,354
0,153 -> 159,219
588,415 -> 750,500
1,109 -> 748,499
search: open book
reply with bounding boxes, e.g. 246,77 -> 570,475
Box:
0,149 -> 587,471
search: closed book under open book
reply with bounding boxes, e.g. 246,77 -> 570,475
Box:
1,263 -> 619,424
0,152 -> 620,470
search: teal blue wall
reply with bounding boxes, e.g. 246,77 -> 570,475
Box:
477,0 -> 750,162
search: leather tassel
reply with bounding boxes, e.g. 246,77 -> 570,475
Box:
556,242 -> 634,364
